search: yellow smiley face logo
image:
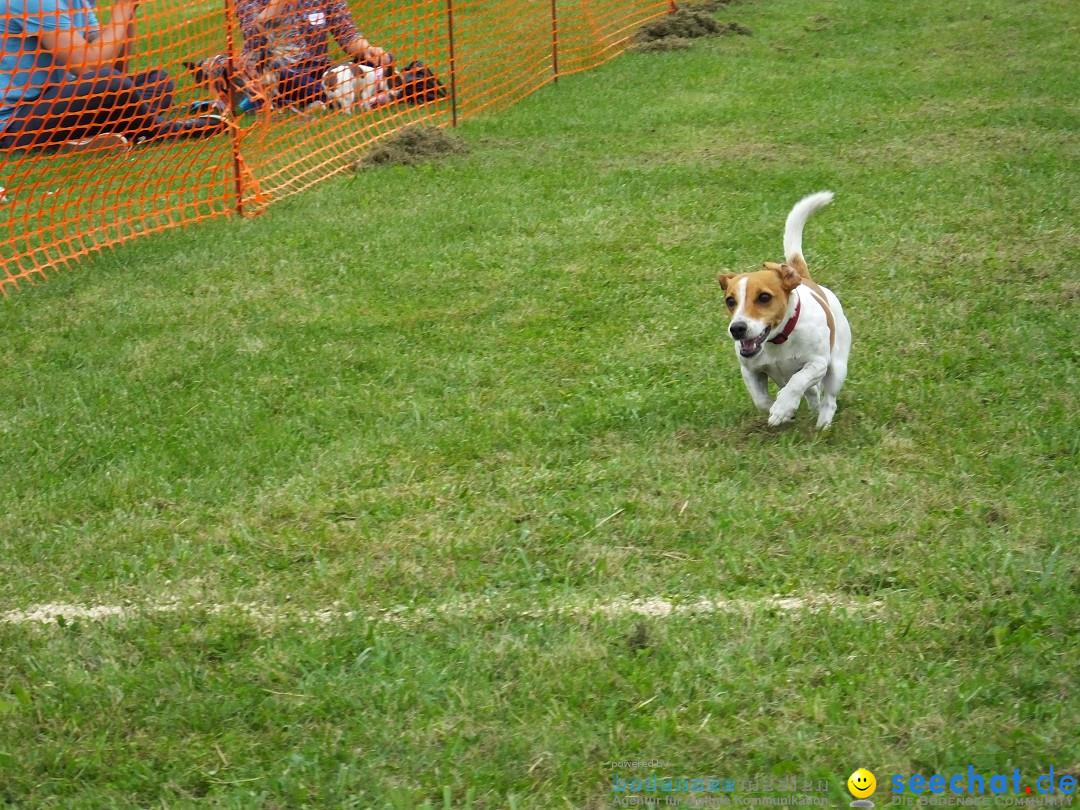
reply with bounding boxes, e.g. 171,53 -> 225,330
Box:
848,769 -> 877,799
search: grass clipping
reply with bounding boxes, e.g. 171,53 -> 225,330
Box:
631,6 -> 752,52
357,125 -> 469,169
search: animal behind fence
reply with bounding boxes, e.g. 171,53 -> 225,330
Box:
0,0 -> 668,293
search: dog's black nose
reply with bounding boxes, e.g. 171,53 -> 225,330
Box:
729,322 -> 748,339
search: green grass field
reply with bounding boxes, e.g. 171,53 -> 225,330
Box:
1,0 -> 1079,806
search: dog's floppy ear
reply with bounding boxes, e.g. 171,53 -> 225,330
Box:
764,261 -> 802,292
718,272 -> 736,291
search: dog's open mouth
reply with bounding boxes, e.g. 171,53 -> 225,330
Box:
738,328 -> 770,357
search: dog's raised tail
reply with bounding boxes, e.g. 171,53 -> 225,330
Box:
783,190 -> 834,265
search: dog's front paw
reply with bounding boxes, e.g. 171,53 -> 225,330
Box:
767,401 -> 796,426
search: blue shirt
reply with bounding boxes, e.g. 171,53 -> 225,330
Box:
0,0 -> 99,126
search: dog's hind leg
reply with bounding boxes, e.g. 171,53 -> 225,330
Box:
816,319 -> 850,429
804,384 -> 822,413
815,359 -> 847,429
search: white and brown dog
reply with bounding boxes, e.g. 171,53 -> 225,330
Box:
718,191 -> 850,429
322,63 -> 383,112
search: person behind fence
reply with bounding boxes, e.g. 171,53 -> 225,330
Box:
236,0 -> 392,110
0,0 -> 226,151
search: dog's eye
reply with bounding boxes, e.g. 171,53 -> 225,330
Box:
756,292 -> 773,304
725,296 -> 736,308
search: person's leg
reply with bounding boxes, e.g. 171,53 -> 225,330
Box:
274,65 -> 327,109
128,68 -> 174,115
2,69 -> 225,149
1,71 -> 158,148
76,66 -> 173,113
124,68 -> 226,141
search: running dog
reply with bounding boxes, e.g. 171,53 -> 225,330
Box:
717,191 -> 851,429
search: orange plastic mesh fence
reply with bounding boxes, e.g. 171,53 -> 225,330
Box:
0,0 -> 666,293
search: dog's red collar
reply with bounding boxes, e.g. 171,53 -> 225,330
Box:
769,297 -> 801,345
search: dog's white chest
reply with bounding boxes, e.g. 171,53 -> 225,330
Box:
744,344 -> 813,386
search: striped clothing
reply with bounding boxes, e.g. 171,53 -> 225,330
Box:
237,0 -> 363,73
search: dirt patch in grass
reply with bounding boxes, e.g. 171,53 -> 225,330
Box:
631,8 -> 752,51
692,0 -> 743,9
356,125 -> 469,169
719,21 -> 753,36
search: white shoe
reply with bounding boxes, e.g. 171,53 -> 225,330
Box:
57,133 -> 129,154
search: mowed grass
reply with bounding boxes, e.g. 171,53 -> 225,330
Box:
1,0 -> 1079,806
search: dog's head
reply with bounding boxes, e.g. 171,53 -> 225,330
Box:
718,261 -> 802,358
186,53 -> 272,104
183,54 -> 231,95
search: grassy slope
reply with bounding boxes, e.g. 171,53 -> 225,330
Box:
0,0 -> 1078,806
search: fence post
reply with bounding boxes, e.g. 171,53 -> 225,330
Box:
224,0 -> 245,215
551,0 -> 559,83
445,0 -> 459,127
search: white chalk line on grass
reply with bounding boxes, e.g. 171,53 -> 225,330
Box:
0,592 -> 881,627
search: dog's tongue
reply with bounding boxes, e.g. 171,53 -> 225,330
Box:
740,338 -> 758,353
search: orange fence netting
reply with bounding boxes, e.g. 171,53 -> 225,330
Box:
0,0 -> 666,293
